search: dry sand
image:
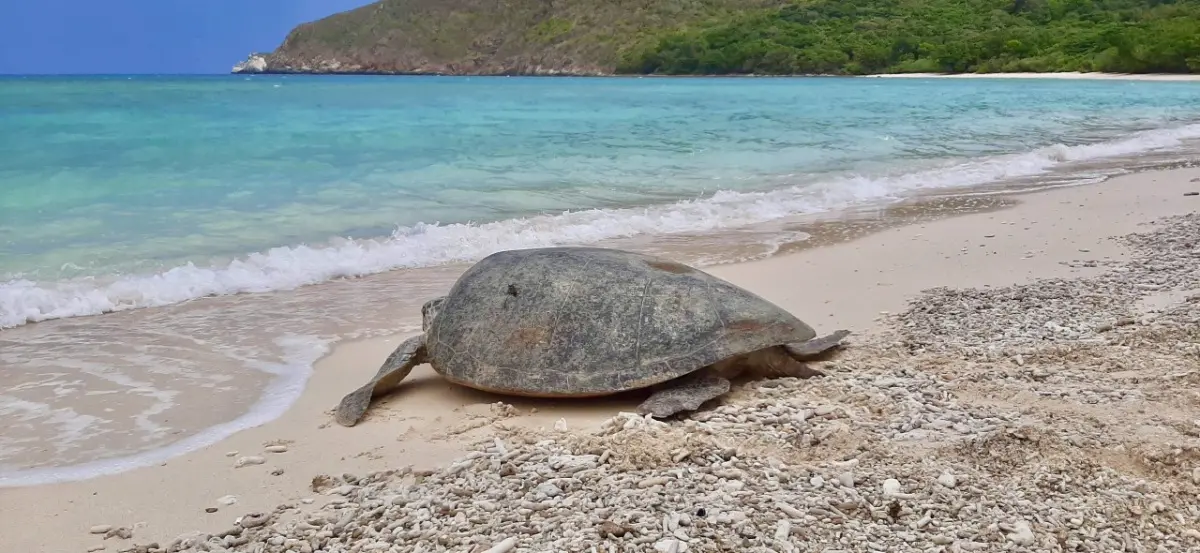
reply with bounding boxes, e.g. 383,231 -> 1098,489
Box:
866,72 -> 1200,81
3,166 -> 1199,552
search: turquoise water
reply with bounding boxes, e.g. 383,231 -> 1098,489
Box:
4,75 -> 1200,329
2,75 -> 1200,486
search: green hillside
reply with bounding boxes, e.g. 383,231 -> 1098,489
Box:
242,0 -> 1200,75
244,0 -> 784,75
622,0 -> 1200,74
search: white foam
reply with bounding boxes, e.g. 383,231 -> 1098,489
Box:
0,334 -> 328,488
3,123 -> 1200,330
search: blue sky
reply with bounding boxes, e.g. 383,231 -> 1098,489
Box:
0,0 -> 376,74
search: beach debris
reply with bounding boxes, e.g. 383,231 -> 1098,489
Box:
233,455 -> 265,468
263,445 -> 288,454
482,537 -> 517,553
1005,520 -> 1037,546
270,468 -> 284,476
87,546 -> 104,552
216,495 -> 238,506
142,213 -> 1200,553
333,246 -> 851,427
654,538 -> 689,553
235,513 -> 268,529
89,525 -> 112,535
104,527 -> 133,540
310,475 -> 335,492
1185,191 -> 1199,196
204,507 -> 218,514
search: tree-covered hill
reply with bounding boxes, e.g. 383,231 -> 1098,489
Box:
620,0 -> 1200,74
234,0 -> 1200,75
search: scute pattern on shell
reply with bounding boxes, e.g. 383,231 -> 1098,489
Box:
425,247 -> 818,397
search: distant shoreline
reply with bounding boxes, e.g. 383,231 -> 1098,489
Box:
864,71 -> 1200,82
231,69 -> 1200,82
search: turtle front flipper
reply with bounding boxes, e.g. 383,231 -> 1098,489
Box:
335,335 -> 428,427
636,371 -> 732,419
784,329 -> 851,360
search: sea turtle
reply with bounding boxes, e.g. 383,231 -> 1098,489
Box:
334,246 -> 850,427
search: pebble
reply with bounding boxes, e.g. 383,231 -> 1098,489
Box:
654,538 -> 689,553
89,525 -> 111,535
1007,520 -> 1036,546
1184,191 -> 1198,196
105,527 -> 133,540
881,478 -> 901,496
937,471 -> 957,488
86,547 -> 104,552
234,456 -> 265,468
236,513 -> 268,529
638,476 -> 670,488
774,519 -> 791,541
264,445 -> 288,454
216,495 -> 238,506
482,537 -> 517,553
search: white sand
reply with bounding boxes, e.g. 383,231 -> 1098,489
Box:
866,72 -> 1200,81
3,167 -> 1199,552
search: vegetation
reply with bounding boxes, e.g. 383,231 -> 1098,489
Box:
263,0 -> 784,74
618,0 -> 1200,75
260,0 -> 1200,75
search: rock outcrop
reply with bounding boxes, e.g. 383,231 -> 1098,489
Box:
231,54 -> 269,74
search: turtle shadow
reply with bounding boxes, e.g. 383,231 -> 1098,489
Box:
367,369 -> 822,424
360,355 -> 839,428
363,366 -> 653,423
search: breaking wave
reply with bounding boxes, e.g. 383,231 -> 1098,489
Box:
3,122 -> 1200,330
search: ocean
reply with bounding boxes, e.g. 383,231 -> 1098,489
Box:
2,74 -> 1199,486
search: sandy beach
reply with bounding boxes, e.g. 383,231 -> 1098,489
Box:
866,71 -> 1200,81
4,165 -> 1200,552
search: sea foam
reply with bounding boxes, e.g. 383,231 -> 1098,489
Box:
0,334 -> 328,487
3,123 -> 1199,330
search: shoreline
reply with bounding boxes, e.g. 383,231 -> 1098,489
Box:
7,118 -> 1199,491
5,165 -> 1199,552
231,68 -> 1200,82
864,71 -> 1200,81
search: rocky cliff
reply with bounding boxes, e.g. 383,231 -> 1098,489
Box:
231,0 -> 781,75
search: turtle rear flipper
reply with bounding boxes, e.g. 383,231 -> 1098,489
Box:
636,372 -> 732,418
784,329 -> 851,360
335,335 -> 427,427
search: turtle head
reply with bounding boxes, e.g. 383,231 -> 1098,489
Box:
420,296 -> 447,332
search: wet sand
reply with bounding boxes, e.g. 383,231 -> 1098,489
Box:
2,166 -> 1199,552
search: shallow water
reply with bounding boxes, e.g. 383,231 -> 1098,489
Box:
2,75 -> 1200,486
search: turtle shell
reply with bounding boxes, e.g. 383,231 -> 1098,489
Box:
425,246 -> 817,397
